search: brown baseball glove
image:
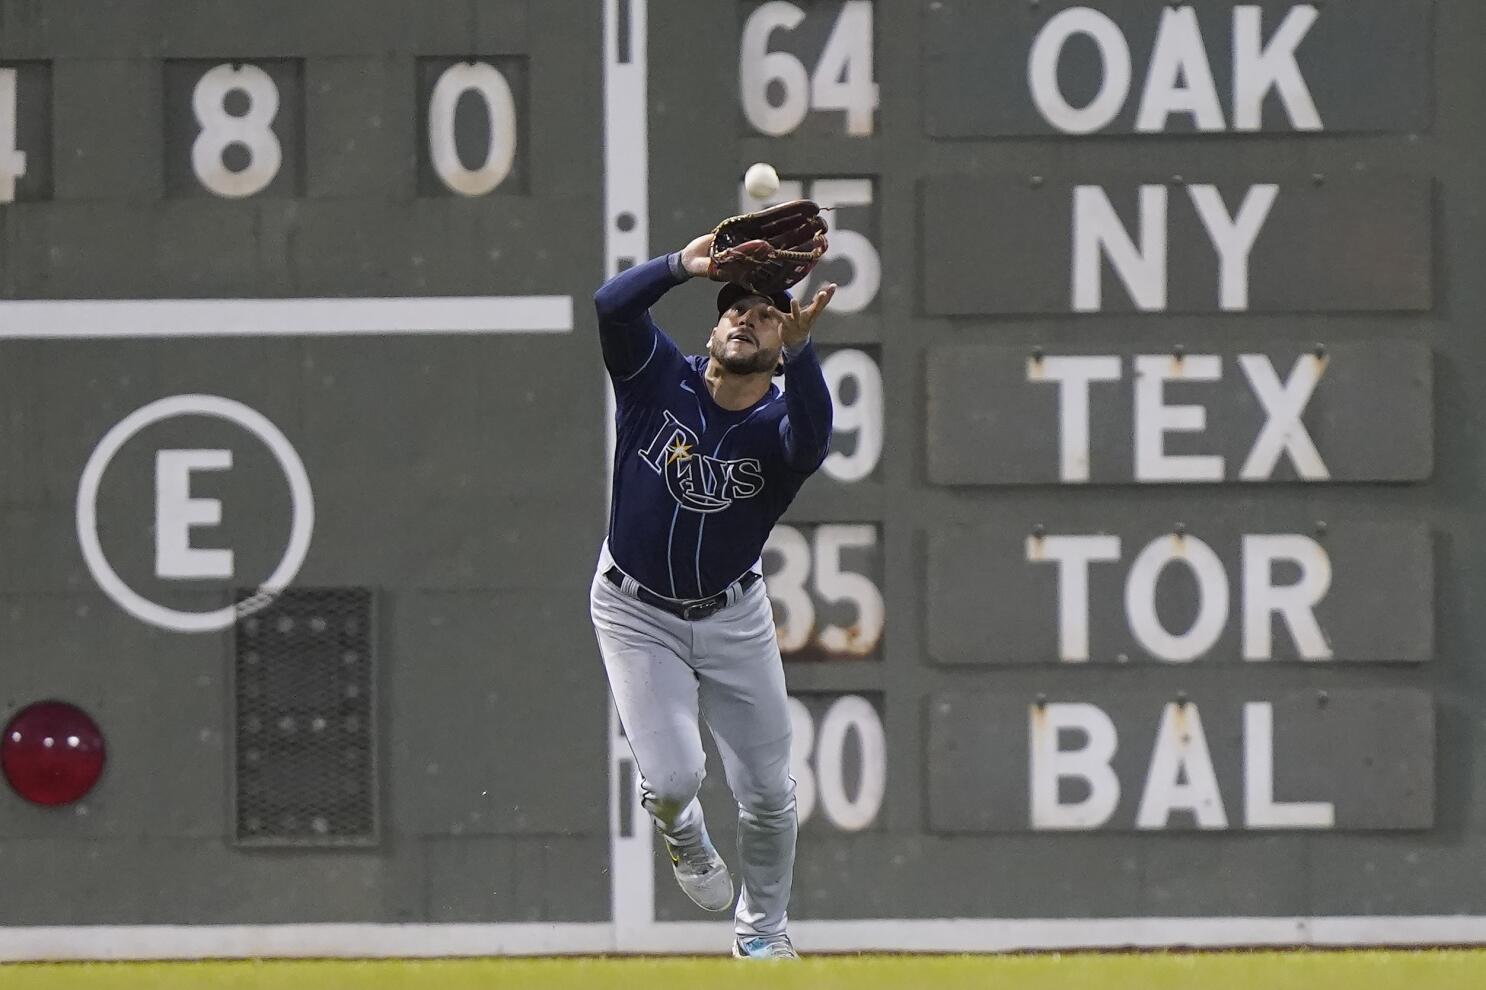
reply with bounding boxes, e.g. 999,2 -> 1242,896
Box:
706,199 -> 828,296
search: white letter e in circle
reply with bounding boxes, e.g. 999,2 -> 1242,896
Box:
76,394 -> 314,634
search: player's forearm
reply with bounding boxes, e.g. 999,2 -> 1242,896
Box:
592,253 -> 690,324
779,339 -> 834,470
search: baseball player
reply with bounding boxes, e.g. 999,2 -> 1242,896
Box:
589,217 -> 835,960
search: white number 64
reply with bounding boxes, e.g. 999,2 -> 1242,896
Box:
740,1 -> 878,136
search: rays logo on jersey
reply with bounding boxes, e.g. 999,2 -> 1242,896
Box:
639,411 -> 765,513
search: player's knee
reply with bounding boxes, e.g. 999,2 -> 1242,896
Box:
644,766 -> 705,818
738,771 -> 796,821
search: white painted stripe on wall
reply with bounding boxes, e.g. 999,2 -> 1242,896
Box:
0,923 -> 613,962
0,296 -> 574,338
629,917 -> 1486,954
603,0 -> 656,949
5,917 -> 1486,962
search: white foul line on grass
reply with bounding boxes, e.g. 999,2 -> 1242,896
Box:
0,296 -> 574,338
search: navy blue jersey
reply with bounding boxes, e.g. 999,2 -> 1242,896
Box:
594,254 -> 834,600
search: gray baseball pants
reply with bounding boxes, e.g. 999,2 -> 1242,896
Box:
589,543 -> 796,938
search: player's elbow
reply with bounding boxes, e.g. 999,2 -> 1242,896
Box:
596,270 -> 652,323
811,433 -> 833,470
787,431 -> 832,473
592,281 -> 623,321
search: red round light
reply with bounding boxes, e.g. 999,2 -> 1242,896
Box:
1,701 -> 107,806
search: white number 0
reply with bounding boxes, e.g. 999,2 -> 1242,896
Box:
0,68 -> 27,203
191,64 -> 282,199
740,1 -> 878,136
789,695 -> 886,830
428,62 -> 517,197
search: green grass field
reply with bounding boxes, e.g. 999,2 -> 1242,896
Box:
6,951 -> 1486,990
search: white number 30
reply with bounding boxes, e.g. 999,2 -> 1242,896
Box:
789,694 -> 886,831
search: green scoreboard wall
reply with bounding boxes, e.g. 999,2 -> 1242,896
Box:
0,0 -> 1479,957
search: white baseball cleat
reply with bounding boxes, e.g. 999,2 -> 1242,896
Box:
663,832 -> 734,912
732,934 -> 799,959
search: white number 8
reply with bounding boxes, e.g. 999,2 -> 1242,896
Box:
191,64 -> 282,199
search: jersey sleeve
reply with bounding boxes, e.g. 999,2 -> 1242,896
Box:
592,254 -> 688,392
777,339 -> 834,472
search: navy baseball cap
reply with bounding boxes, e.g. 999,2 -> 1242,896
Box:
716,282 -> 791,316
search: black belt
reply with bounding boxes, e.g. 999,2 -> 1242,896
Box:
603,566 -> 760,621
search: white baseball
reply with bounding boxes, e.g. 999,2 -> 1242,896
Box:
744,162 -> 780,199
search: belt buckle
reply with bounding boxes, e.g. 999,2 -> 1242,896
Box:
681,597 -> 720,621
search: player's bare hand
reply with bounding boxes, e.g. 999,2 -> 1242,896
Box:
773,283 -> 835,348
680,232 -> 715,277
